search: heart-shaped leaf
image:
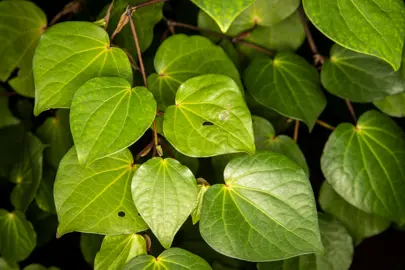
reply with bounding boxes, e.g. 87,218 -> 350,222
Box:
124,248 -> 212,270
244,53 -> 326,130
190,0 -> 255,32
374,92 -> 405,118
321,110 -> 405,221
0,210 -> 36,263
163,74 -> 255,157
95,234 -> 146,270
200,151 -> 323,262
70,77 -> 156,164
321,44 -> 405,102
0,1 -> 47,98
0,89 -> 19,129
80,234 -> 104,267
33,22 -> 133,115
131,158 -> 198,249
319,181 -> 390,245
303,0 -> 405,70
147,34 -> 242,110
55,147 -> 147,236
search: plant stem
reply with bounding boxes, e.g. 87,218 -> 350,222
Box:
130,0 -> 167,11
49,1 -> 81,26
135,141 -> 154,160
345,99 -> 357,124
316,120 -> 335,131
0,92 -> 16,97
104,0 -> 115,29
294,120 -> 300,142
159,138 -> 175,159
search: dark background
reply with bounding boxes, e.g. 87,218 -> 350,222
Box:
1,0 -> 405,269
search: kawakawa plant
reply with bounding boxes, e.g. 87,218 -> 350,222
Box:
0,0 -> 404,269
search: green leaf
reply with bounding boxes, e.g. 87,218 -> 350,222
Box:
0,125 -> 25,178
321,44 -> 405,102
319,181 -> 390,245
191,184 -> 210,224
303,0 -> 405,70
200,151 -> 323,262
33,21 -> 133,116
244,53 -> 326,130
163,74 -> 255,157
163,141 -> 200,175
123,248 -> 212,270
257,213 -> 353,270
147,34 -> 242,110
0,210 -> 36,263
80,233 -> 104,267
0,258 -> 18,270
0,0 -> 47,97
70,77 -> 156,164
190,0 -> 255,32
0,89 -> 19,129
55,147 -> 147,236
35,169 -> 56,214
23,265 -> 60,270
321,110 -> 405,221
95,234 -> 147,270
373,92 -> 405,118
132,158 -> 198,248
252,116 -> 309,176
36,110 -> 73,169
10,133 -> 46,212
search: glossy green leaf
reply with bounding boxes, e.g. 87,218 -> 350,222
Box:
132,158 -> 198,248
252,116 -> 309,176
147,34 -> 242,110
35,169 -> 56,214
191,184 -> 210,224
200,152 -> 323,262
303,0 -> 405,70
164,141 -> 200,175
124,248 -> 212,270
10,133 -> 46,212
321,44 -> 405,102
0,258 -> 18,270
0,1 -> 46,97
257,213 -> 353,270
0,89 -> 19,129
33,22 -> 133,115
95,234 -> 147,270
36,110 -> 73,169
373,92 -> 405,118
211,153 -> 244,183
80,233 -> 104,266
319,181 -> 390,245
0,210 -> 36,263
190,0 -> 254,32
70,77 -> 156,164
55,147 -> 147,236
244,53 -> 326,130
321,110 -> 405,221
164,74 -> 255,157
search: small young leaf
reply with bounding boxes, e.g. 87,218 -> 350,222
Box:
0,210 -> 36,263
190,0 -> 255,32
33,22 -> 133,115
35,169 -> 56,214
70,77 -> 156,164
164,74 -> 255,157
200,152 -> 323,262
95,234 -> 146,270
374,92 -> 405,118
303,0 -> 405,70
36,110 -> 73,169
147,34 -> 242,110
244,53 -> 326,130
55,147 -> 147,236
131,158 -> 198,249
319,181 -> 390,245
191,184 -> 210,224
321,110 -> 405,221
123,248 -> 212,270
80,233 -> 104,267
321,44 -> 405,102
0,89 -> 20,129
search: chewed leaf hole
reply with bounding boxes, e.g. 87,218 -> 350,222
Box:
118,211 -> 126,217
202,121 -> 214,126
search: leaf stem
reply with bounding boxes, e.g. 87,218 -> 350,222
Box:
293,120 -> 300,142
345,99 -> 357,124
104,0 -> 115,29
159,138 -> 175,159
49,1 -> 81,26
0,91 -> 17,97
130,0 -> 168,12
316,120 -> 335,131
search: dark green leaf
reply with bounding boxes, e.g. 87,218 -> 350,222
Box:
0,125 -> 25,178
321,110 -> 405,221
373,92 -> 405,118
80,233 -> 104,267
303,0 -> 405,70
200,152 -> 323,262
35,169 -> 56,214
0,258 -> 18,270
0,89 -> 19,129
164,74 -> 255,157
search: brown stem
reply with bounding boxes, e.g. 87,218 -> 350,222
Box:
316,120 -> 335,131
0,92 -> 17,97
135,141 -> 154,160
104,0 -> 115,29
49,1 -> 81,26
122,48 -> 140,71
232,24 -> 257,42
130,0 -> 167,12
293,120 -> 300,142
236,40 -> 274,56
345,99 -> 357,124
159,139 -> 175,159
197,178 -> 210,186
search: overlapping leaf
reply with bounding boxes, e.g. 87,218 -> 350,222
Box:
164,74 -> 255,157
191,184 -> 210,224
303,0 -> 405,70
131,158 -> 198,248
33,22 -> 133,115
55,147 -> 147,236
321,44 -> 405,102
374,92 -> 405,118
244,53 -> 326,130
70,77 -> 156,164
80,234 -> 104,266
0,89 -> 19,129
200,152 -> 323,262
35,169 -> 56,214
321,110 -> 405,221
